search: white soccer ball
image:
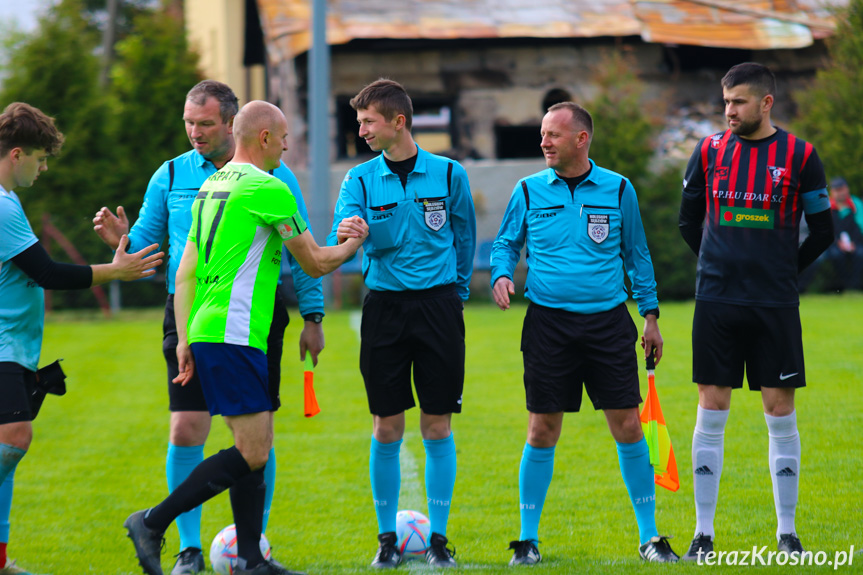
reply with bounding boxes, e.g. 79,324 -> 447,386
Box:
395,509 -> 431,558
209,524 -> 272,575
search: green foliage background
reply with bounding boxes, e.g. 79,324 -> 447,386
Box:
794,0 -> 863,192
0,0 -> 201,308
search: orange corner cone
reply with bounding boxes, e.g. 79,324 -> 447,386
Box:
304,355 -> 320,418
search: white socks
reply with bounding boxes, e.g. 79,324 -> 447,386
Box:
765,411 -> 800,539
691,405 -> 729,539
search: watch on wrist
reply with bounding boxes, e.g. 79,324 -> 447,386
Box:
303,313 -> 324,324
644,308 -> 660,319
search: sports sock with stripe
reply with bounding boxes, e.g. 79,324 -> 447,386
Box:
518,443 -> 555,542
0,443 -> 24,563
691,406 -> 729,539
262,446 -> 276,534
145,446 -> 251,532
370,437 -> 402,534
616,438 -> 658,544
167,443 -> 205,551
0,469 -> 14,562
423,433 -> 456,537
765,410 -> 800,538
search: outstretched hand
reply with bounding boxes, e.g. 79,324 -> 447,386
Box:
112,235 -> 164,281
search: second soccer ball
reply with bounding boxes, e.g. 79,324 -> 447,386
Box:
395,509 -> 431,558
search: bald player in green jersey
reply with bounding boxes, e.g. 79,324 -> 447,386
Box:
124,101 -> 367,575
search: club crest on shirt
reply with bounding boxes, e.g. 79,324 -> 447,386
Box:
767,165 -> 786,185
588,214 -> 609,243
711,134 -> 723,149
277,223 -> 294,239
424,200 -> 446,231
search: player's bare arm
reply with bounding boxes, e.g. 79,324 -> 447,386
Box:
92,205 -> 130,250
286,219 -> 369,278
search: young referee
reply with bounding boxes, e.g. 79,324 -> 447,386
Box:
328,79 -> 476,569
678,62 -> 833,560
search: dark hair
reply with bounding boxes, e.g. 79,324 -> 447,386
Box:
350,78 -> 413,131
186,80 -> 239,123
547,101 -> 593,140
0,102 -> 65,158
721,63 -> 776,99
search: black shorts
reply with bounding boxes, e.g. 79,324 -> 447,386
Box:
0,362 -> 36,424
521,302 -> 641,413
163,290 -> 289,412
360,285 -> 465,417
692,300 -> 805,390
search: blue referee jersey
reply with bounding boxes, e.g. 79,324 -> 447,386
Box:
328,146 -> 476,300
492,160 -> 659,316
127,149 -> 324,316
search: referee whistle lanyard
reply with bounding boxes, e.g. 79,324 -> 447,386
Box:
639,352 -> 680,492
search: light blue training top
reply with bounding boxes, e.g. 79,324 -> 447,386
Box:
0,186 -> 43,370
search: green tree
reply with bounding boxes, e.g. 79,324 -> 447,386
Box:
0,0 -> 201,309
104,6 -> 201,215
586,52 -> 656,192
794,0 -> 863,191
0,0 -> 113,264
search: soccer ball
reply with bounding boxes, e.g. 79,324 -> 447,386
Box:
395,509 -> 430,558
209,524 -> 272,575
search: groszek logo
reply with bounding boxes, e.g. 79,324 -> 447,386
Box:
720,207 -> 774,229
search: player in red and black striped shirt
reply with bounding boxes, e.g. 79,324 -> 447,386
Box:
678,63 -> 833,561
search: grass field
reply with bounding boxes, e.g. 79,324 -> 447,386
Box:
9,294 -> 863,574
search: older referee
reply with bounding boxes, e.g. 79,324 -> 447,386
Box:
492,101 -> 678,565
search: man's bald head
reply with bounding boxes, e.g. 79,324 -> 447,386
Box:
232,101 -> 289,170
233,100 -> 287,145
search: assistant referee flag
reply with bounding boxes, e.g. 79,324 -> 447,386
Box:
640,354 -> 680,492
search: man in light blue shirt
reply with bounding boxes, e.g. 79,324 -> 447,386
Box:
93,81 -> 324,575
329,79 -> 475,569
493,102 -> 677,565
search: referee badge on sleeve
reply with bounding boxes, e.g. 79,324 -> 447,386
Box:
588,214 -> 609,243
424,200 -> 446,231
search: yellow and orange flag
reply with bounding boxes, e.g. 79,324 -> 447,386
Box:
304,354 -> 321,418
639,353 -> 679,492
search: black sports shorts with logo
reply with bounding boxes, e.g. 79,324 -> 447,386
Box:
521,302 -> 641,413
692,300 -> 805,390
162,290 -> 289,412
360,284 -> 465,418
0,362 -> 36,424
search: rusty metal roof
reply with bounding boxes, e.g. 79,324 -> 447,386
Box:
257,0 -> 844,59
